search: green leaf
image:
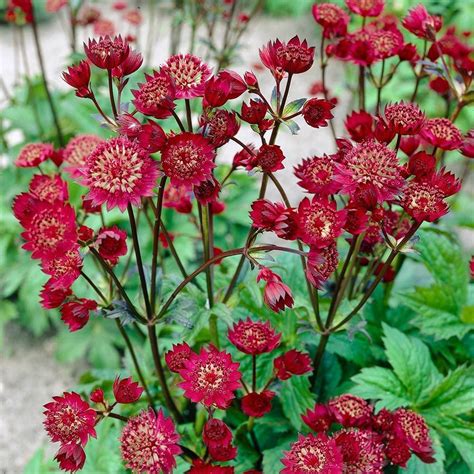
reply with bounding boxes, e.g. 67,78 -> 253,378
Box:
262,439 -> 292,473
382,324 -> 441,404
279,376 -> 314,431
283,98 -> 306,116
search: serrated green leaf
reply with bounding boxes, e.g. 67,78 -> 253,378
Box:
283,98 -> 306,116
279,376 -> 314,430
262,439 -> 292,473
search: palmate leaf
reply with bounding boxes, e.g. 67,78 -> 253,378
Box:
262,439 -> 293,474
279,376 -> 314,431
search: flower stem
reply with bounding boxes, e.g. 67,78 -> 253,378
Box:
108,70 -> 118,118
185,99 -> 193,132
252,355 -> 257,392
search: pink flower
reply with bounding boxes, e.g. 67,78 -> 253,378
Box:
45,0 -> 67,13
95,226 -> 128,265
84,35 -> 130,69
306,243 -> 339,289
328,394 -> 373,428
302,98 -> 335,128
420,118 -> 463,150
294,155 -> 339,195
281,433 -> 343,473
257,267 -> 294,313
402,4 -> 442,40
178,345 -> 241,409
81,137 -> 160,212
137,120 -> 167,153
202,418 -> 233,449
54,442 -> 86,473
250,199 -> 298,240
345,0 -> 384,17
113,376 -> 144,404
29,174 -> 68,202
228,318 -> 281,355
163,183 -> 193,214
241,391 -> 275,418
41,248 -> 83,290
43,392 -> 97,446
312,3 -> 349,38
15,143 -> 54,168
274,349 -> 312,380
120,409 -> 181,473
165,342 -> 193,373
61,298 -> 98,332
302,403 -> 334,432
63,134 -> 103,179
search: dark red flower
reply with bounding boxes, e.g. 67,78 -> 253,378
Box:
202,418 -> 233,449
84,35 -> 130,69
208,443 -> 237,462
328,394 -> 373,428
40,283 -> 72,310
241,99 -> 268,124
302,404 -> 334,432
302,98 -> 335,128
61,298 -> 98,332
345,110 -> 374,142
228,318 -> 281,355
204,71 -> 246,107
113,376 -> 144,404
95,226 -> 128,265
241,391 -> 275,418
249,144 -> 285,173
384,101 -> 425,135
62,60 -> 92,98
460,130 -> 474,158
203,109 -> 240,147
257,267 -> 294,313
194,177 -> 221,205
385,436 -> 411,467
164,183 -> 193,214
250,199 -> 298,240
54,442 -> 86,473
402,4 -> 442,40
407,151 -> 436,178
400,135 -> 420,156
420,118 -> 463,150
90,388 -> 105,405
294,154 -> 339,195
137,120 -> 167,153
112,49 -> 143,77
118,113 -> 142,138
188,459 -> 235,473
277,36 -> 315,74
429,76 -> 450,95
398,43 -> 419,62
312,3 -> 349,38
346,0 -> 384,17
306,243 -> 339,289
274,349 -> 312,380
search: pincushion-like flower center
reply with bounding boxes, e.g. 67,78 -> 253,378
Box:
277,44 -> 312,64
50,406 -> 84,442
318,5 -> 341,23
139,76 -> 171,107
166,142 -> 203,179
65,136 -> 102,166
89,38 -> 126,62
240,324 -> 269,351
306,208 -> 336,239
197,362 -> 225,390
31,179 -> 62,201
33,212 -> 67,249
167,56 -> 205,90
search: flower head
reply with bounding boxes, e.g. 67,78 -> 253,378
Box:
203,70 -> 246,107
202,418 -> 233,449
228,318 -> 281,355
194,177 -> 221,205
402,4 -> 442,40
84,35 -> 130,69
82,137 -> 159,212
62,60 -> 92,98
63,134 -> 103,179
163,54 -> 211,99
113,376 -> 144,404
277,36 -> 315,74
306,243 -> 339,289
61,298 -> 98,332
420,118 -> 463,150
385,436 -> 411,467
241,391 -> 275,418
371,28 -> 404,60
281,433 -> 343,473
334,139 -> 404,202
43,392 -> 97,446
302,98 -> 335,128
328,394 -> 373,428
384,102 -> 425,135
296,196 -> 347,248
40,283 -> 72,310
302,404 -> 334,432
274,349 -> 312,380
165,342 -> 193,373
179,345 -> 241,409
345,0 -> 384,17
312,3 -> 349,38
241,99 -> 268,124
54,442 -> 86,473
345,110 -> 374,142
41,248 -> 83,290
249,144 -> 285,173
94,226 -> 128,265
29,174 -> 68,202
209,444 -> 237,462
164,183 -> 193,213
203,109 -> 240,147
257,267 -> 294,313
15,143 -> 54,168
294,155 -> 339,195
132,69 -> 176,118
250,199 -> 298,240
120,408 -> 181,473
112,49 -> 143,77
137,120 -> 167,153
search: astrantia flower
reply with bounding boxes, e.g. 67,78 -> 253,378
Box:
61,298 -> 98,332
407,151 -> 436,178
202,418 -> 233,449
328,394 -> 373,428
63,134 -> 103,179
302,404 -> 334,432
400,179 -> 447,222
461,130 -> 474,158
203,109 -> 240,148
54,442 -> 86,473
132,69 -> 176,118
209,444 -> 237,462
137,120 -> 167,153
371,28 -> 403,60
82,137 -> 159,211
296,196 -> 347,248
161,132 -> 215,187
334,429 -> 385,474
188,459 -> 235,473
249,144 -> 285,173
294,155 -> 339,195
312,3 -> 349,38
93,19 -> 115,37
164,183 -> 193,213
163,54 -> 211,99
241,99 -> 268,124
94,226 -> 128,265
241,391 -> 275,418
41,248 -> 83,290
203,71 -> 247,108
277,36 -> 315,74
345,0 -> 384,17
345,110 -> 374,142
259,40 -> 286,82
113,376 -> 144,404
43,392 -> 97,446
402,4 -> 442,40
250,199 -> 298,240
21,202 -> 78,259
306,243 -> 339,289
385,102 -> 425,135
420,118 -> 463,150
112,49 -> 143,78
120,409 -> 181,473
281,433 -> 343,473
179,345 -> 241,409
40,283 -> 72,310
302,98 -> 335,128
29,174 -> 68,202
274,349 -> 312,380
392,408 -> 435,463
62,60 -> 92,98
194,177 -> 221,205
257,267 -> 294,313
334,139 -> 404,202
385,436 -> 412,467
84,35 -> 130,69
228,318 -> 281,355
165,342 -> 193,373
15,143 -> 54,168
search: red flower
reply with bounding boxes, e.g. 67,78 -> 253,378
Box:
43,392 -> 97,446
392,408 -> 435,463
371,28 -> 404,60
277,36 -> 315,74
40,283 -> 72,310
328,394 -> 373,428
21,201 -> 77,260
113,376 -> 144,404
312,3 -> 349,38
385,436 -> 411,467
84,35 -> 130,69
62,60 -> 92,98
94,226 -> 128,265
400,135 -> 420,156
296,196 -> 347,248
259,40 -> 286,82
228,318 -> 281,355
461,130 -> 474,158
209,443 -> 237,462
15,143 -> 54,168
241,391 -> 275,418
281,433 -> 343,473
204,70 -> 246,107
162,54 -> 211,99
7,0 -> 33,23
193,177 -> 221,205
429,76 -> 450,95
89,388 -> 105,405
233,144 -> 256,168
61,298 -> 98,332
112,49 -> 143,77
164,183 -> 193,213
93,19 -> 115,37
54,442 -> 86,473
249,144 -> 285,173
420,118 -> 463,150
132,69 -> 176,118
306,243 -> 339,289
82,137 -> 159,212
345,0 -> 384,17
178,345 -> 241,409
165,342 -> 193,373
250,199 -> 298,240
384,101 -> 425,135
202,418 -> 233,449
334,139 -> 404,203
398,43 -> 419,62
334,429 -> 385,473
29,174 -> 68,202
402,4 -> 442,40
274,349 -> 312,380
41,248 -> 83,290
120,409 -> 181,473
161,132 -> 216,187
241,99 -> 268,124
257,267 -> 294,313
345,110 -> 374,142
294,155 -> 339,195
203,109 -> 240,147
302,98 -> 335,128
136,120 -> 167,153
302,404 -> 334,432
118,113 -> 142,138
188,460 -> 235,473
374,117 -> 396,144
63,134 -> 103,179
407,151 -> 436,178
